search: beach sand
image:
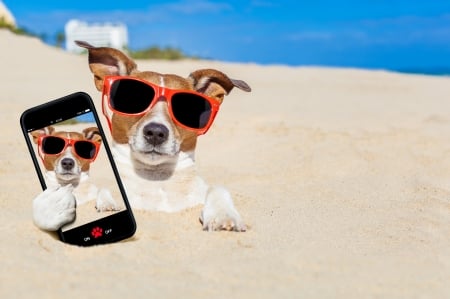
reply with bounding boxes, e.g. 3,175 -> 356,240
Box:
1,29 -> 450,298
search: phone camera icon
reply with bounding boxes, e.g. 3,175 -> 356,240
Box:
91,226 -> 103,238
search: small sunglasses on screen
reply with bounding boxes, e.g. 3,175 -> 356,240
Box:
102,76 -> 221,135
38,135 -> 100,161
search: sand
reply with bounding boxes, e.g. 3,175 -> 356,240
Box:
1,29 -> 450,298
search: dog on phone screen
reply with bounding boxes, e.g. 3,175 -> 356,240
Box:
33,41 -> 251,232
31,126 -> 119,230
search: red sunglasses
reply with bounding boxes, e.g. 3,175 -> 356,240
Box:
102,76 -> 221,135
38,135 -> 100,162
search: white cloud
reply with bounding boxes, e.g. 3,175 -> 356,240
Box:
250,0 -> 278,8
284,13 -> 450,47
286,31 -> 334,42
16,0 -> 233,30
163,0 -> 232,14
359,14 -> 450,28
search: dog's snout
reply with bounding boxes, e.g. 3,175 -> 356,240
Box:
143,123 -> 169,146
61,158 -> 75,170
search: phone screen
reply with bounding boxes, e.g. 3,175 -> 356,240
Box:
21,92 -> 135,245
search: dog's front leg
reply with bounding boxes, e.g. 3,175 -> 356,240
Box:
200,186 -> 246,232
95,188 -> 120,212
32,184 -> 76,231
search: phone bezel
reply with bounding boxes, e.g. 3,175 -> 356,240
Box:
20,92 -> 136,246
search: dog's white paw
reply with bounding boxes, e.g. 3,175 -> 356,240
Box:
200,186 -> 246,232
32,184 -> 76,231
95,188 -> 120,212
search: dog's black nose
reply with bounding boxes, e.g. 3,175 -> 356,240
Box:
143,123 -> 169,146
61,158 -> 75,170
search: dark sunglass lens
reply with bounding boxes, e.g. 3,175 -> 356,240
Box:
74,141 -> 97,159
41,136 -> 66,154
110,79 -> 155,114
171,93 -> 212,129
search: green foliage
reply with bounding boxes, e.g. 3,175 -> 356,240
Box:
55,31 -> 65,48
57,118 -> 79,126
0,17 -> 36,37
128,46 -> 196,60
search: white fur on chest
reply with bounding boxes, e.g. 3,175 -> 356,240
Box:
112,143 -> 208,212
45,171 -> 97,205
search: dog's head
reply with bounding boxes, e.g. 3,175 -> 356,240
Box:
31,126 -> 102,186
76,41 -> 251,173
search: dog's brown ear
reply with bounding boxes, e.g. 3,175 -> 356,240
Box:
30,126 -> 54,144
188,69 -> 251,104
83,127 -> 102,144
75,40 -> 137,91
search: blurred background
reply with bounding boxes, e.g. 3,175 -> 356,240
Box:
2,0 -> 450,74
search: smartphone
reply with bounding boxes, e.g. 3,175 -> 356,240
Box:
20,92 -> 136,246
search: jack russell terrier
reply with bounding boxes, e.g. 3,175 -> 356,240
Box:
32,126 -> 119,231
33,41 -> 251,232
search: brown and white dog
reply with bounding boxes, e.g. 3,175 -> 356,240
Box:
32,41 -> 251,232
32,126 -> 119,231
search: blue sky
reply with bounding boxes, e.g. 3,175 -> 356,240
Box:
4,0 -> 450,70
